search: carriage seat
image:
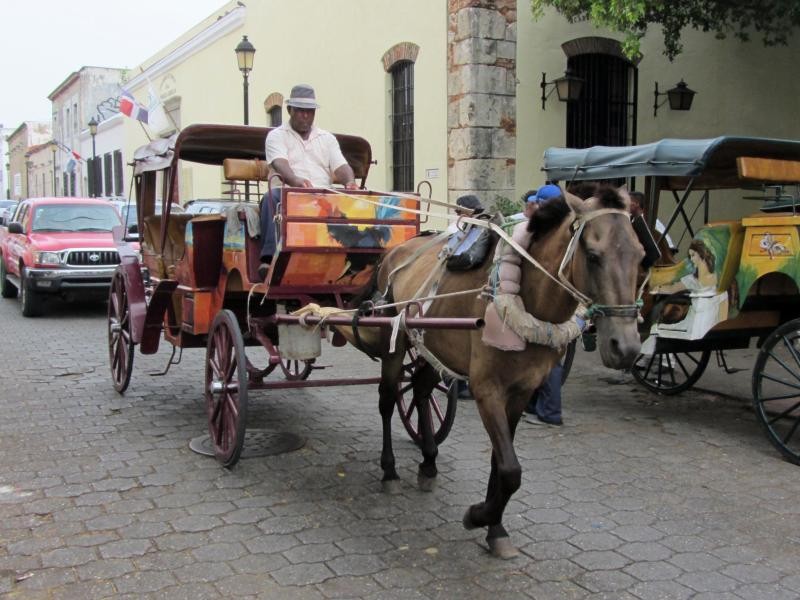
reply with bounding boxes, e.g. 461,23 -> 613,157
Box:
223,158 -> 270,181
141,213 -> 195,278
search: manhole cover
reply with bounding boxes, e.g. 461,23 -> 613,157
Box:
189,429 -> 305,458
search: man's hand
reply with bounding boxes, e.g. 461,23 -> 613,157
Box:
344,181 -> 359,190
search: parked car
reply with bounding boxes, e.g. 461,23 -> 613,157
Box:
0,200 -> 19,225
0,197 -> 123,316
109,199 -> 184,234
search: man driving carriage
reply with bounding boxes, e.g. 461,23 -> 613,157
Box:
258,83 -> 359,279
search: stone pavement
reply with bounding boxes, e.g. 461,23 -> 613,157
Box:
1,297 -> 800,599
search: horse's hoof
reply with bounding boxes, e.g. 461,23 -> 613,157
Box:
417,474 -> 436,492
381,479 -> 402,494
487,536 -> 520,560
462,507 -> 478,530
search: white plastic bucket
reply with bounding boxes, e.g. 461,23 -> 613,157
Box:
277,324 -> 322,360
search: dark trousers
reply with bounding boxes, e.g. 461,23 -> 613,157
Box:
526,363 -> 563,421
259,187 -> 282,260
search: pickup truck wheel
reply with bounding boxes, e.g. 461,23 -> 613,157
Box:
20,269 -> 43,317
0,259 -> 17,299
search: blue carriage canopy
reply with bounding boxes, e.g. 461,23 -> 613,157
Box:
542,136 -> 800,190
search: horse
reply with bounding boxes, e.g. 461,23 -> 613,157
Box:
337,185 -> 645,558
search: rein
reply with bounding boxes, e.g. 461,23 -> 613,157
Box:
322,188 -> 643,320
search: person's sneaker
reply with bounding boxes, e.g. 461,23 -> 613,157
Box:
524,412 -> 545,425
525,412 -> 563,426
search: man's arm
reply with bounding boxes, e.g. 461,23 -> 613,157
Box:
333,163 -> 358,190
270,158 -> 312,188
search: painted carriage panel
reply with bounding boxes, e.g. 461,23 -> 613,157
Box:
736,214 -> 800,302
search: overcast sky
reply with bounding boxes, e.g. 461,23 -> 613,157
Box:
1,0 -> 229,129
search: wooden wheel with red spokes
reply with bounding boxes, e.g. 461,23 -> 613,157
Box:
205,310 -> 249,468
396,350 -> 457,447
107,271 -> 135,393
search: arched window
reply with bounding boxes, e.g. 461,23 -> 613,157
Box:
390,60 -> 414,191
563,38 -> 639,149
263,93 -> 284,128
268,105 -> 282,127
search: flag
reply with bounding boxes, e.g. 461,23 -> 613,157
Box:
119,89 -> 149,123
71,150 -> 82,161
146,83 -> 170,132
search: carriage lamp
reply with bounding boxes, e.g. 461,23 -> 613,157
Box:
653,80 -> 696,117
541,69 -> 584,110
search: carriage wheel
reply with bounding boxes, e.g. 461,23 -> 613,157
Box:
396,350 -> 457,447
205,310 -> 249,468
752,320 -> 800,465
279,358 -> 315,381
631,348 -> 711,395
561,339 -> 577,385
107,272 -> 135,393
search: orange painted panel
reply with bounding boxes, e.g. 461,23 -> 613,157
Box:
285,222 -> 418,249
278,253 -> 377,287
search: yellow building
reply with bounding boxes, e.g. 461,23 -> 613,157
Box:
117,0 -> 800,230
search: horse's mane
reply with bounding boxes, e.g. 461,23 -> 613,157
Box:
595,184 -> 626,209
528,197 -> 571,240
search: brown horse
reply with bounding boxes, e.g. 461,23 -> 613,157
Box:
338,186 -> 644,558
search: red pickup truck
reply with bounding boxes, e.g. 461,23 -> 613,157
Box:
0,197 -> 123,316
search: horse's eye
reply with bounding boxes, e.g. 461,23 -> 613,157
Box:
586,251 -> 602,265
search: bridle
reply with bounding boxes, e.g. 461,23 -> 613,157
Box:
557,207 -> 643,320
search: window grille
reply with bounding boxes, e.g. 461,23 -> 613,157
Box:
390,61 -> 414,192
566,54 -> 637,149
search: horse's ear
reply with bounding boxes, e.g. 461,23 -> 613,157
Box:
563,190 -> 584,214
615,187 -> 632,211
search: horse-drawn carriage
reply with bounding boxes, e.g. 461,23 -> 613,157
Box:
544,136 -> 800,465
107,123 -> 474,467
109,123 -> 648,557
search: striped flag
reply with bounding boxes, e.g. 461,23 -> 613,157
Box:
119,89 -> 149,123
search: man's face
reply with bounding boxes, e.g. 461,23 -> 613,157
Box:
288,107 -> 315,135
524,201 -> 538,218
629,199 -> 644,218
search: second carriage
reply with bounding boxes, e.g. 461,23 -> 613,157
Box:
544,136 -> 800,464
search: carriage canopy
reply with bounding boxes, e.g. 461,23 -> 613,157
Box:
543,136 -> 800,190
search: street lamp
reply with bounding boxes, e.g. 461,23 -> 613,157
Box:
88,117 -> 98,197
235,35 -> 256,200
51,143 -> 57,196
235,35 -> 256,125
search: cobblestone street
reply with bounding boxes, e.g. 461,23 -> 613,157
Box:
1,297 -> 800,599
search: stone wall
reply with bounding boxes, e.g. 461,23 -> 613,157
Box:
447,0 -> 517,209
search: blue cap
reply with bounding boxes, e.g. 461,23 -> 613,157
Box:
535,184 -> 562,202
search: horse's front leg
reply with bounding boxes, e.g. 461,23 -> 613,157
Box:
463,390 -> 525,559
413,360 -> 440,492
378,349 -> 405,494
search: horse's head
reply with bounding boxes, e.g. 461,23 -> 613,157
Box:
565,186 -> 644,369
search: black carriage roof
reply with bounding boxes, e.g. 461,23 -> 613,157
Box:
132,123 -> 373,181
543,136 -> 800,190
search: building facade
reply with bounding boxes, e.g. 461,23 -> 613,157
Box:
48,66 -> 126,198
6,122 -> 52,200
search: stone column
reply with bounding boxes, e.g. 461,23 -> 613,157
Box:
447,0 -> 517,209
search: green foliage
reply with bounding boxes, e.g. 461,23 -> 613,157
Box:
492,195 -> 524,217
531,0 -> 800,60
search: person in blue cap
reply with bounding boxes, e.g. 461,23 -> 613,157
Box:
524,183 -> 567,425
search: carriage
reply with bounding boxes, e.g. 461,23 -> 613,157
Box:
544,136 -> 800,465
107,123 -> 476,467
